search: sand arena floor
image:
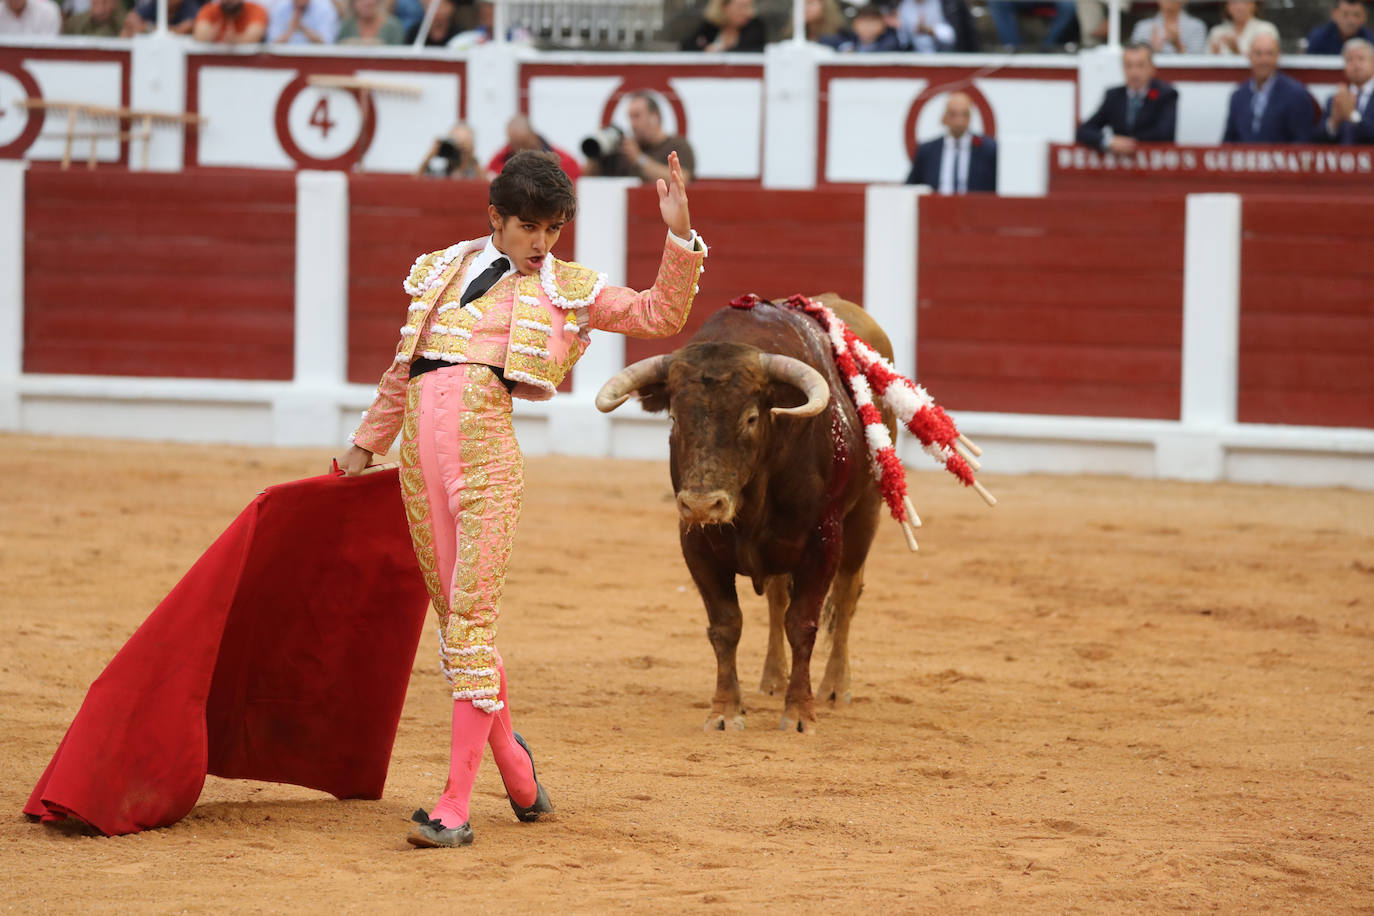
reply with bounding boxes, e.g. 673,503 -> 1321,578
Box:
1,433 -> 1372,914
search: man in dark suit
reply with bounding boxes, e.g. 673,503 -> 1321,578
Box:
1306,0 -> 1374,55
905,91 -> 997,194
1076,42 -> 1179,154
1319,37 -> 1374,143
1222,33 -> 1317,143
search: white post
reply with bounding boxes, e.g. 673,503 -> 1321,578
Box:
467,41 -> 520,167
274,170 -> 350,447
155,0 -> 168,33
129,35 -> 187,172
1159,193 -> 1241,481
0,161 -> 24,431
1108,0 -> 1121,48
791,0 -> 806,44
862,183 -> 925,381
761,41 -> 820,189
491,0 -> 507,44
995,136 -> 1048,196
550,176 -> 639,457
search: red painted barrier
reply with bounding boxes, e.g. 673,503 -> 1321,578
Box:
622,183 -> 866,364
23,170 -> 295,379
917,194 -> 1186,419
1238,197 -> 1374,428
345,175 -> 577,390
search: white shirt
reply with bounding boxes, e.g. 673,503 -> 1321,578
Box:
0,0 -> 61,34
464,229 -> 700,298
897,0 -> 955,52
939,134 -> 972,195
1206,18 -> 1279,56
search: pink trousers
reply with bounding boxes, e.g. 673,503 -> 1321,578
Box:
399,365 -> 536,821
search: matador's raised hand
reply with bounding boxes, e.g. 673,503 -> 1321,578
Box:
657,151 -> 692,240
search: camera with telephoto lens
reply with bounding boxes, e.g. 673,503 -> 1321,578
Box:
581,125 -> 624,160
424,137 -> 470,178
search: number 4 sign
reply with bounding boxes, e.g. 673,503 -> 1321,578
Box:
274,73 -> 376,169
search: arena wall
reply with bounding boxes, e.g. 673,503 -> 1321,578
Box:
2,163 -> 1370,490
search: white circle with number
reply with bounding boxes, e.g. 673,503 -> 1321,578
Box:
0,73 -> 34,147
285,87 -> 364,160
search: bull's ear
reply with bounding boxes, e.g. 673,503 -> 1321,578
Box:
638,383 -> 670,414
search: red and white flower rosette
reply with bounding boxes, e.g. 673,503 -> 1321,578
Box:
734,294 -> 995,552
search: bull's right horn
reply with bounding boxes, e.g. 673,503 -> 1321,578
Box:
759,354 -> 830,418
595,354 -> 673,412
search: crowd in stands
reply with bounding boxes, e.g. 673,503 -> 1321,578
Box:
2,0 -> 1371,56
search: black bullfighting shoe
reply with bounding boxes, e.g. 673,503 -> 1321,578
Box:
406,808 -> 474,848
507,733 -> 555,822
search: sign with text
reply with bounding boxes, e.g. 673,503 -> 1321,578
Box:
1050,143 -> 1374,193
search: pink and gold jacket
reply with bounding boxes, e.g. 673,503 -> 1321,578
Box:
351,233 -> 706,455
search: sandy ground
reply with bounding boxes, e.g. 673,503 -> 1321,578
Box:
1,432 -> 1372,914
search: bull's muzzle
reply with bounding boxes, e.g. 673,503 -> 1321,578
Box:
676,489 -> 736,526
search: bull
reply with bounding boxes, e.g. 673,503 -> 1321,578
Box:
596,295 -> 897,733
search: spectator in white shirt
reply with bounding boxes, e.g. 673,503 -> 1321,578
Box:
905,92 -> 998,193
1319,37 -> 1374,143
1130,0 -> 1207,54
0,0 -> 61,34
895,0 -> 955,52
1207,0 -> 1279,55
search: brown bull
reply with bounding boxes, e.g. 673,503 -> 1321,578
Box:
596,295 -> 897,733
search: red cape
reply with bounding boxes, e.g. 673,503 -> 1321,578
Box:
24,468 -> 431,836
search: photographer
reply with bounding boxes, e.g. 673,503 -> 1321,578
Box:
418,123 -> 483,180
583,92 -> 696,184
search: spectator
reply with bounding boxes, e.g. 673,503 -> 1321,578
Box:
1307,0 -> 1374,55
987,1 -> 1076,52
1318,37 -> 1374,143
822,3 -> 902,51
418,123 -> 484,179
1076,42 -> 1178,153
681,0 -> 766,52
391,0 -> 421,34
892,0 -> 967,52
0,0 -> 60,34
406,0 -> 461,45
585,91 -> 697,184
192,0 -> 269,41
1130,0 -> 1206,54
905,92 -> 997,193
337,0 -> 402,43
484,115 -> 582,181
62,0 -> 125,33
1207,0 -> 1278,55
782,0 -> 845,43
268,0 -> 338,43
1222,33 -> 1316,143
1076,0 -> 1130,49
121,0 -> 203,35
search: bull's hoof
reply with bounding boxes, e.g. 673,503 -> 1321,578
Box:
703,713 -> 746,732
824,689 -> 853,707
758,672 -> 786,696
777,715 -> 818,735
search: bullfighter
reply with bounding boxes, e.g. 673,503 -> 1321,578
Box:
337,150 -> 705,848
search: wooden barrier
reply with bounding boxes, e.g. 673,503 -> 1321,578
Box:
917,193 -> 1187,419
23,169 -> 296,379
1238,197 -> 1374,429
621,183 -> 867,364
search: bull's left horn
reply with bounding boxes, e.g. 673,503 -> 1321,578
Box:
595,354 -> 673,412
759,354 -> 830,418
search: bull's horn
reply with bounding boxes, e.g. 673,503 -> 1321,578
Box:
759,354 -> 830,418
595,354 -> 673,413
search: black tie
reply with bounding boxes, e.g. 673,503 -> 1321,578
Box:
461,257 -> 510,307
1127,93 -> 1142,130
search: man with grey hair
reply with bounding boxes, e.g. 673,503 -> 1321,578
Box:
1222,32 -> 1317,142
1319,37 -> 1374,143
1130,0 -> 1206,54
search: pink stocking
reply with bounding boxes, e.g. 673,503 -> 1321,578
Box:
488,662 -> 538,808
430,700 -> 496,829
